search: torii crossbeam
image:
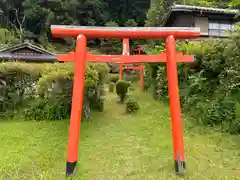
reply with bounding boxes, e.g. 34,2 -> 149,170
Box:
56,49 -> 194,91
56,52 -> 194,63
51,25 -> 200,177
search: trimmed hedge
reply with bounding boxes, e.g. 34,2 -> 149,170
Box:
116,80 -> 130,103
0,62 -> 41,117
108,73 -> 119,83
0,62 -> 108,120
126,98 -> 140,113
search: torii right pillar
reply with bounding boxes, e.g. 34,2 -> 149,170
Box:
166,35 -> 185,175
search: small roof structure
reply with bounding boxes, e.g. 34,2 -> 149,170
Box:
0,40 -> 57,63
0,40 -> 55,55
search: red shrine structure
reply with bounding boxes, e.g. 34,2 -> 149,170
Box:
51,25 -> 200,177
118,38 -> 144,90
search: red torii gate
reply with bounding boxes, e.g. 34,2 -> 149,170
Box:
51,25 -> 200,176
118,38 -> 144,90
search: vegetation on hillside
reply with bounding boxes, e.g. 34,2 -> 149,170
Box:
0,0 -> 238,49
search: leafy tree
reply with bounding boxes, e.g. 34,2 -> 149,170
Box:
124,19 -> 138,27
0,0 -> 26,41
74,0 -> 109,26
104,0 -> 150,26
23,0 -> 50,37
145,0 -> 165,27
145,0 -> 165,47
124,19 -> 142,47
100,21 -> 122,54
2,0 -> 237,51
0,28 -> 20,48
44,0 -> 76,26
229,0 -> 240,9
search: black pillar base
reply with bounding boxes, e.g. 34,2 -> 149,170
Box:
174,160 -> 186,176
66,161 -> 77,176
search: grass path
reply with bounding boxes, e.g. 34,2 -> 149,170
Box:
0,89 -> 240,179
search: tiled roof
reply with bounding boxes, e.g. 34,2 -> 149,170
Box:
171,4 -> 239,14
0,41 -> 55,55
0,41 -> 56,62
163,4 -> 239,26
0,53 -> 56,62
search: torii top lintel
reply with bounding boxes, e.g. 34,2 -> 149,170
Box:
51,25 -> 200,39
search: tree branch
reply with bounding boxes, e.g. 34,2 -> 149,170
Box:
20,15 -> 26,28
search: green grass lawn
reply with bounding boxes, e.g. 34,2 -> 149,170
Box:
0,89 -> 240,180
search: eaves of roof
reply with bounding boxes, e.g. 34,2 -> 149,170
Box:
163,4 -> 240,26
0,42 -> 55,56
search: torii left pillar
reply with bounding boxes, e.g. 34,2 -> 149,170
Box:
66,35 -> 87,175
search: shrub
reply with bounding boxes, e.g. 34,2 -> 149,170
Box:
109,73 -> 119,83
0,62 -> 108,121
126,98 -> 140,113
143,66 -> 152,92
89,94 -> 105,112
0,28 -> 20,46
116,80 -> 130,103
0,62 -> 107,121
0,62 -> 41,116
35,63 -> 107,120
109,82 -> 114,92
227,101 -> 240,134
144,24 -> 240,134
100,21 -> 122,54
189,97 -> 235,125
88,63 -> 109,84
24,98 -> 71,121
143,77 -> 151,91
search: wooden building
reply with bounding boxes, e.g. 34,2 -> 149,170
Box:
0,40 -> 57,63
164,4 -> 240,39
